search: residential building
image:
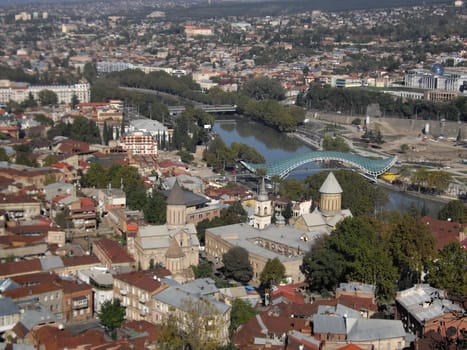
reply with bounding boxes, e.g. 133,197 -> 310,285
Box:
153,284 -> 231,346
184,25 -> 213,37
78,267 -> 114,313
69,197 -> 97,230
405,69 -> 466,92
395,284 -> 466,340
4,273 -> 64,320
113,270 -> 169,321
120,130 -> 157,156
57,279 -> 93,323
0,194 -> 41,220
0,80 -> 90,104
234,311 -> 309,349
92,238 -> 135,269
0,297 -> 21,333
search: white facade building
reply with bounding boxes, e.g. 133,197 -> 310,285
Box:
405,69 -> 466,92
120,130 -> 157,156
0,80 -> 90,104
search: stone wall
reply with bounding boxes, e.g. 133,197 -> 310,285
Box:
316,114 -> 465,139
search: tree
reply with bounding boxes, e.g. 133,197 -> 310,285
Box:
241,76 -> 285,101
229,299 -> 256,333
438,200 -> 467,223
143,191 -> 166,224
34,113 -> 54,126
192,261 -> 213,279
0,147 -> 9,161
222,247 -> 253,284
21,92 -> 37,108
43,155 -> 59,167
426,241 -> 467,297
159,298 -> 224,350
279,178 -> 307,201
302,235 -> 346,293
260,257 -> 286,288
70,94 -> 80,109
38,89 -> 58,106
400,144 -> 409,153
322,136 -> 350,152
54,207 -> 73,230
221,201 -> 248,225
83,62 -> 98,83
97,299 -> 126,340
386,213 -> 435,289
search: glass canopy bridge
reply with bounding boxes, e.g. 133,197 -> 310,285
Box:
241,151 -> 398,179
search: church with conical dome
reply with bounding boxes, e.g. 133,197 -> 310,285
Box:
292,172 -> 352,232
205,172 -> 351,286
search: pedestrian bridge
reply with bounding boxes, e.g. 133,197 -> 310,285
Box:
241,151 -> 397,179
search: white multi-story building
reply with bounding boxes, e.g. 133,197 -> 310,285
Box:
120,130 -> 157,156
0,80 -> 90,104
405,69 -> 466,92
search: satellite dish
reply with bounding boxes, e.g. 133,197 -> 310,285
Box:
446,326 -> 457,337
431,63 -> 444,76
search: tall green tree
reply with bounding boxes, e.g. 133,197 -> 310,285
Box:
302,217 -> 397,301
322,136 -> 350,152
241,77 -> 285,101
260,257 -> 286,288
438,200 -> 467,223
426,241 -> 467,297
97,299 -> 126,340
37,89 -> 58,106
387,213 -> 436,289
143,191 -> 167,224
229,299 -> 257,333
223,247 -> 253,284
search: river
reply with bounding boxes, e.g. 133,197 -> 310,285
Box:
213,117 -> 446,216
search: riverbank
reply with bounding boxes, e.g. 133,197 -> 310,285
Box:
377,179 -> 452,205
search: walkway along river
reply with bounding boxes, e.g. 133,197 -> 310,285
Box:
213,117 -> 446,216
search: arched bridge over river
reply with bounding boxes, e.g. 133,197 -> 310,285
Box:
241,151 -> 397,179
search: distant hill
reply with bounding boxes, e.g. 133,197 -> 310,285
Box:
164,0 -> 454,20
0,0 -> 452,11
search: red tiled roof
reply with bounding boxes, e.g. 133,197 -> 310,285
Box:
58,278 -> 92,294
33,326 -> 107,350
337,294 -> 378,312
0,258 -> 42,277
0,193 -> 39,204
80,197 -> 95,211
235,311 -> 308,348
421,216 -> 462,250
52,162 -> 72,170
114,271 -> 167,293
52,193 -> 72,203
158,159 -> 189,169
93,238 -> 134,264
271,284 -> 306,304
11,271 -> 59,285
4,280 -> 61,299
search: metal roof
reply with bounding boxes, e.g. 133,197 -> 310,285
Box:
0,297 -> 19,316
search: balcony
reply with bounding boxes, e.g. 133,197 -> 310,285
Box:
120,289 -> 127,296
